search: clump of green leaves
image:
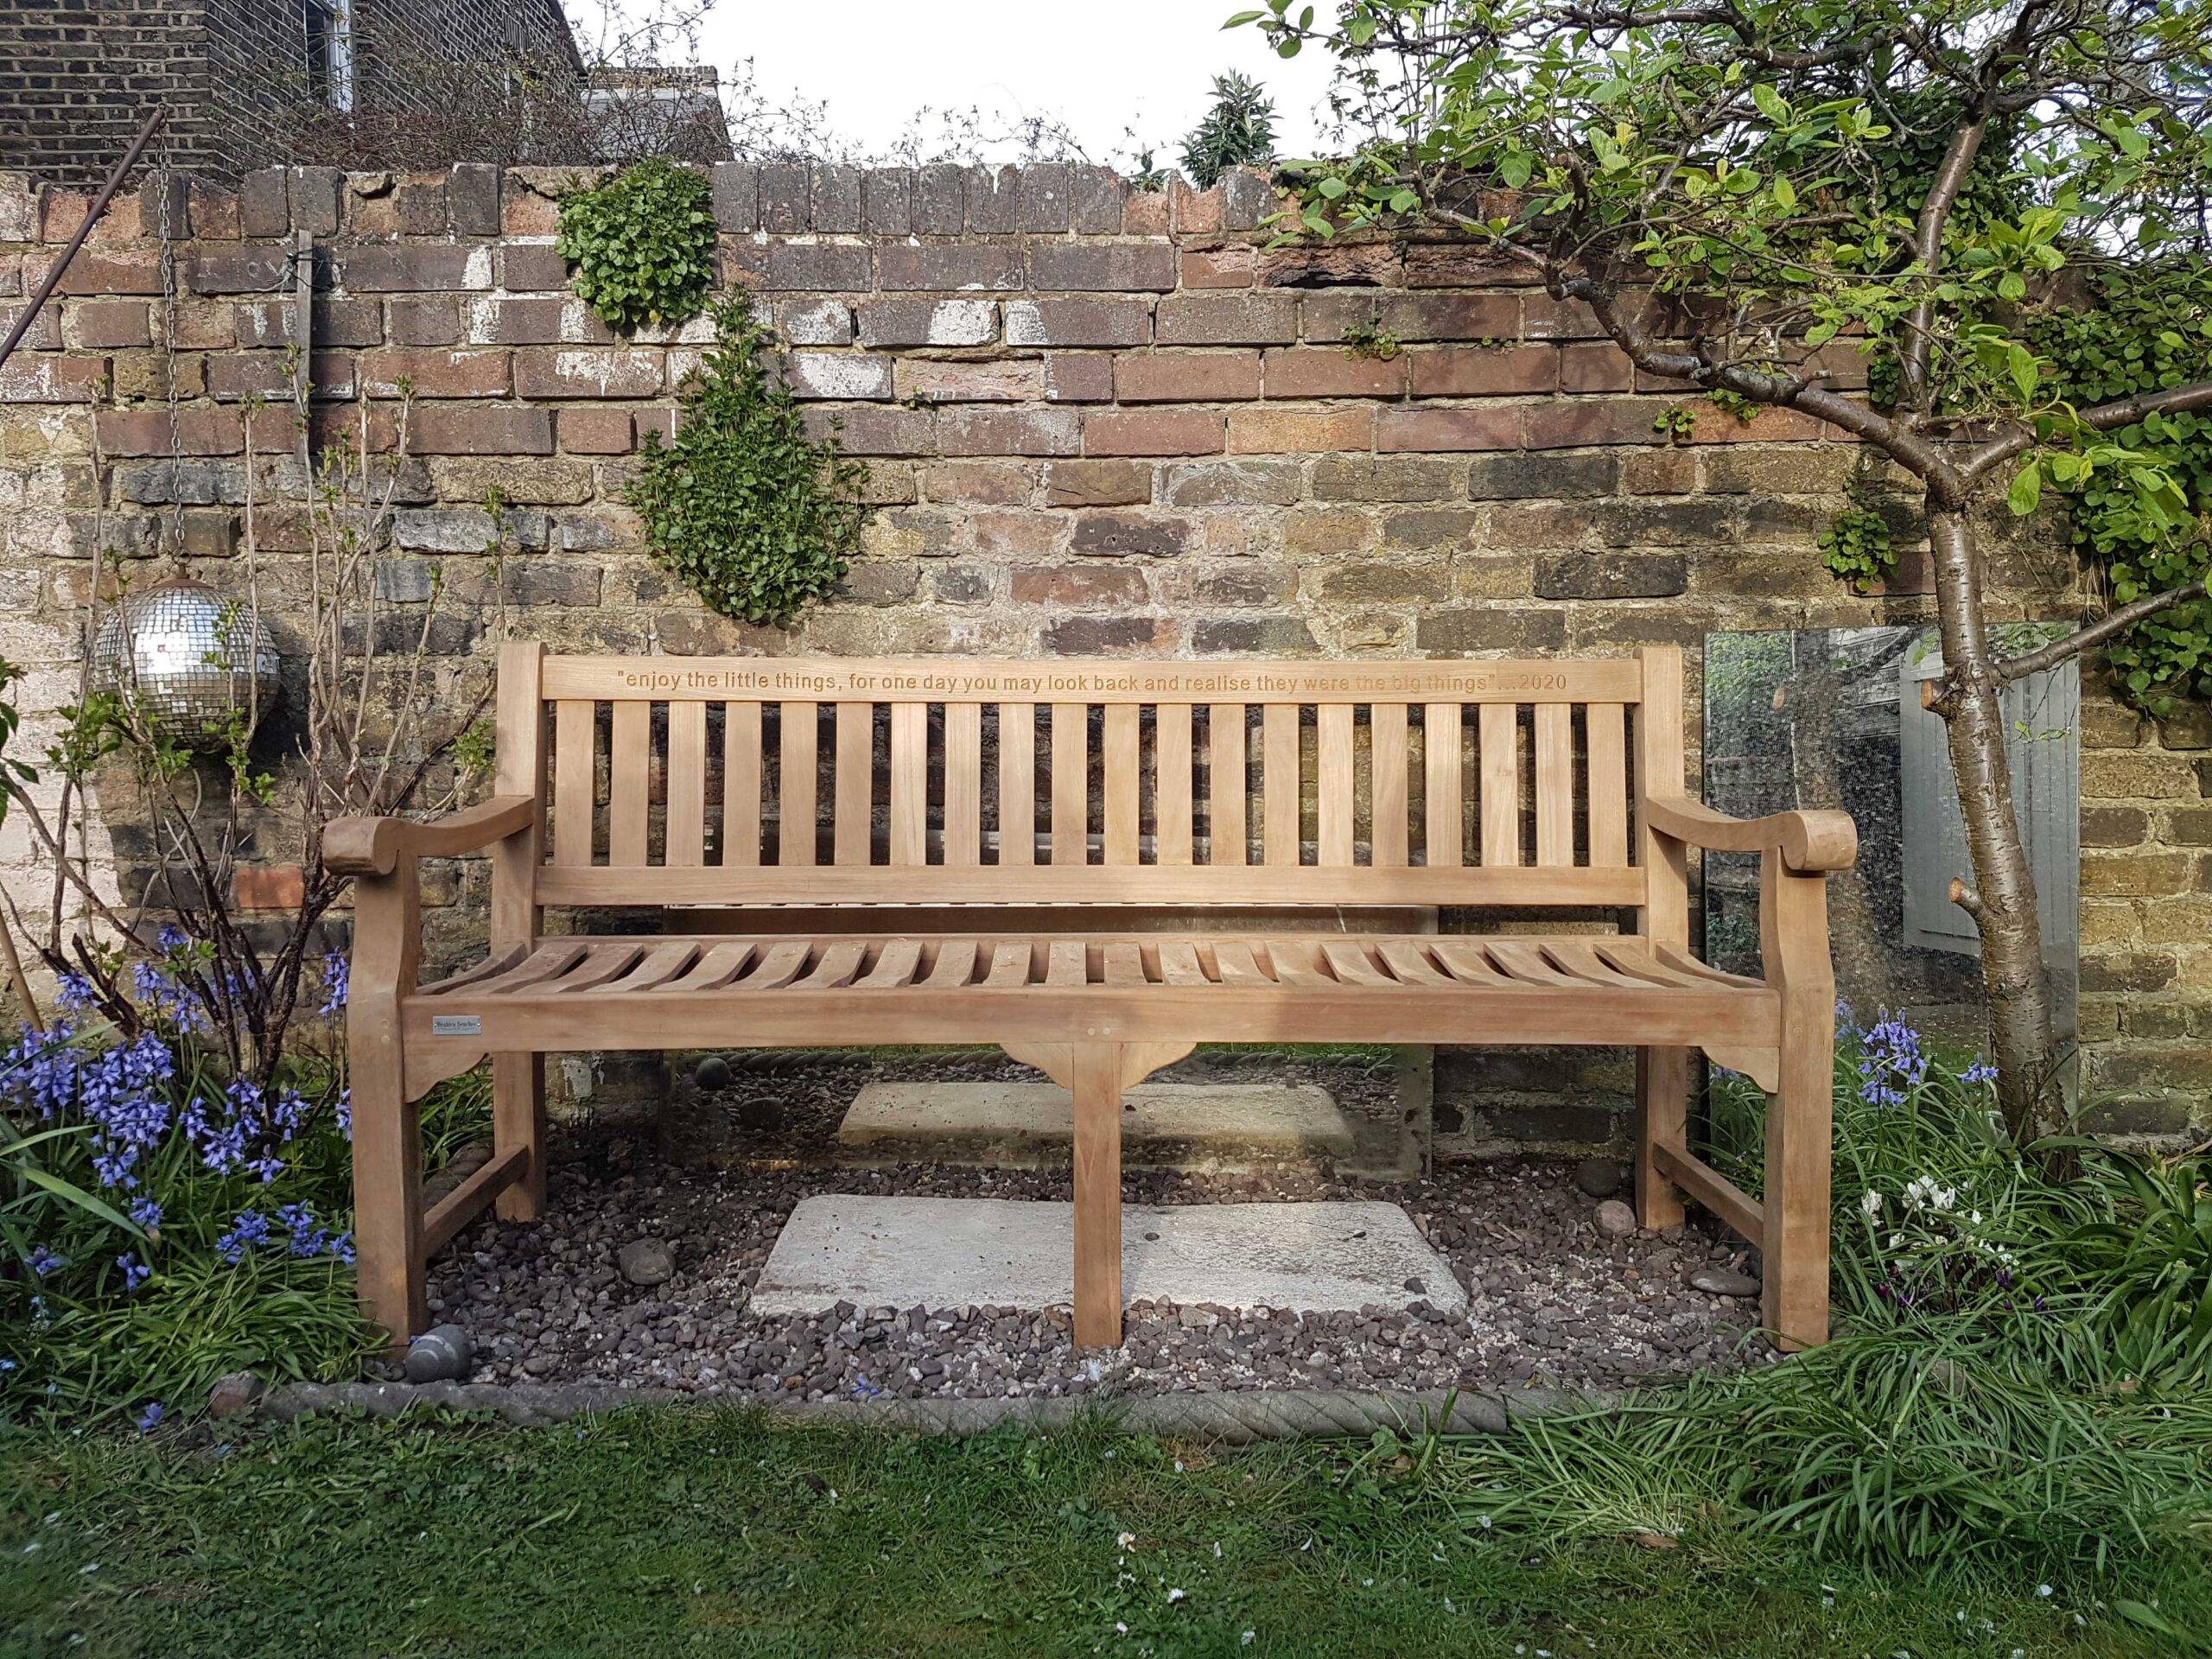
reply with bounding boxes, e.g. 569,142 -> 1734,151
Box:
2032,265 -> 2212,710
626,299 -> 868,629
556,159 -> 717,333
1341,319 -> 1402,361
1820,491 -> 1898,588
1651,404 -> 1695,441
1707,386 -> 1758,425
1180,71 -> 1276,188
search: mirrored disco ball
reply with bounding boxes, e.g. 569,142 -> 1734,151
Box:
90,582 -> 279,751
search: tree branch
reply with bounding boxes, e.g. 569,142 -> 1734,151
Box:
1993,575 -> 2211,683
1963,378 -> 2212,481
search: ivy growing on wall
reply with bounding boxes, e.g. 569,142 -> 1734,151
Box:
626,299 -> 868,629
2032,265 -> 2212,711
556,158 -> 717,332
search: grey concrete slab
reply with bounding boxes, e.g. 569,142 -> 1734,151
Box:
833,1080 -> 1355,1171
749,1195 -> 1467,1318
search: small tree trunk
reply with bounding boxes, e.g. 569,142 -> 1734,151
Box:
1926,506 -> 2063,1141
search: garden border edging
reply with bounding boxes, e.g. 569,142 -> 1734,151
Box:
255,1378 -> 1618,1441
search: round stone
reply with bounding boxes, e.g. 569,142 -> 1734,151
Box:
1593,1198 -> 1638,1238
1688,1265 -> 1760,1299
206,1369 -> 263,1418
404,1323 -> 474,1383
694,1055 -> 734,1090
1573,1157 -> 1629,1199
619,1238 -> 676,1287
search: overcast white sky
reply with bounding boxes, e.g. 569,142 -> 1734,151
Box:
571,1 -> 1344,165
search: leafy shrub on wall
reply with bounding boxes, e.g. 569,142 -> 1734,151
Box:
556,158 -> 718,332
626,299 -> 868,629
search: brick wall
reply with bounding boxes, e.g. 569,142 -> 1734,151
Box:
0,0 -> 580,183
1,159 -> 2204,1148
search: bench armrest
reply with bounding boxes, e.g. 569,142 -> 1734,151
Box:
1643,797 -> 1857,874
325,795 -> 537,877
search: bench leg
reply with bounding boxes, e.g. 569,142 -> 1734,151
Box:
1763,1006 -> 1833,1350
351,1046 -> 426,1351
1070,1043 -> 1124,1349
492,1053 -> 546,1222
1634,1046 -> 1688,1230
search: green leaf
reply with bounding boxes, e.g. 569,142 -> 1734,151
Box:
2007,343 -> 2039,405
1315,175 -> 1349,199
2006,463 -> 2044,516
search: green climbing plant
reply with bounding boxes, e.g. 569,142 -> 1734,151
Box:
1180,71 -> 1277,188
626,299 -> 868,629
2032,265 -> 2212,711
556,158 -> 717,333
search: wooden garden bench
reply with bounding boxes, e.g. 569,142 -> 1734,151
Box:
328,644 -> 1853,1356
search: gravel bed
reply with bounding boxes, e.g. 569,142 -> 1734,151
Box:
423,1121 -> 1771,1402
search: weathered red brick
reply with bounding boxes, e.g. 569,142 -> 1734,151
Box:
1299,290 -> 1376,342
513,347 -> 664,399
1559,343 -> 1634,393
964,510 -> 1063,557
500,243 -> 569,291
1226,406 -> 1375,454
1122,189 -> 1172,236
1026,241 -> 1177,292
387,297 -> 461,346
1403,243 -> 1541,287
1114,351 -> 1262,403
1082,410 -> 1224,456
938,407 -> 1082,456
1042,353 -> 1114,403
61,299 -> 149,349
1012,564 -> 1150,605
361,347 -> 513,398
1043,459 -> 1152,506
0,303 -> 60,351
0,355 -> 105,403
232,297 -> 383,349
779,353 -> 894,400
203,352 -> 293,400
1518,293 -> 1608,340
46,248 -> 162,296
1154,292 -> 1299,344
1377,407 -> 1522,452
1521,398 -> 1663,449
1043,615 -> 1179,654
1376,292 -> 1521,342
97,406 -> 286,456
1262,348 -> 1408,398
922,462 -> 1037,505
878,242 -> 1023,292
558,409 -> 634,454
1170,178 -> 1224,234
337,245 -> 492,293
1257,243 -> 1401,289
802,406 -> 933,455
1179,245 -> 1255,289
721,239 -> 872,291
1004,297 -> 1151,347
465,297 -> 613,346
232,863 -> 306,912
895,359 -> 1040,403
1683,403 -> 1826,443
1409,345 -> 1559,397
407,406 -> 556,455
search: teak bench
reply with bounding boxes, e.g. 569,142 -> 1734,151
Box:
328,645 -> 1854,1354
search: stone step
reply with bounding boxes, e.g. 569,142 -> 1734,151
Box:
749,1194 -> 1466,1319
833,1080 -> 1355,1173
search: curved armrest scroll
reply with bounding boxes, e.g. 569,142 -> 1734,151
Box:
325,796 -> 536,877
1643,797 -> 1857,874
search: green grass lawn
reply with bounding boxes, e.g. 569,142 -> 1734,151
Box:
2,1408 -> 2197,1659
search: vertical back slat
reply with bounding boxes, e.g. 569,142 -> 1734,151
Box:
1262,703 -> 1300,865
1154,703 -> 1192,864
944,702 -> 982,866
1103,704 -> 1140,865
779,701 -> 817,867
665,699 -> 707,867
1535,702 -> 1573,866
1208,703 -> 1245,866
1479,703 -> 1520,867
1317,703 -> 1354,865
608,701 -> 649,865
1000,703 -> 1035,865
890,701 -> 927,865
835,701 -> 873,865
553,699 -> 595,867
1371,702 -> 1408,867
1423,703 -> 1461,868
722,702 -> 761,867
1637,646 -> 1687,942
1587,702 -> 1630,866
1051,702 -> 1087,867
490,640 -> 544,946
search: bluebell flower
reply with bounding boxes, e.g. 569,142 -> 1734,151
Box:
137,1401 -> 164,1433
320,955 -> 349,1015
1857,1014 -> 1929,1109
54,973 -> 98,1012
128,1195 -> 162,1230
118,1253 -> 150,1292
24,1246 -> 66,1277
216,1210 -> 273,1263
156,924 -> 191,951
1962,1058 -> 1999,1085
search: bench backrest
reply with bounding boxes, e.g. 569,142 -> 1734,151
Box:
495,647 -> 1687,916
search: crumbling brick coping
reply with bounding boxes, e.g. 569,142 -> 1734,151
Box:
255,1376 -> 1619,1441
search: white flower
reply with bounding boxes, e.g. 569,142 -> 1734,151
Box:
2037,1584 -> 2053,1598
1862,1190 -> 1884,1217
1167,1588 -> 1185,1605
1116,1530 -> 1135,1552
1242,1634 -> 1256,1647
